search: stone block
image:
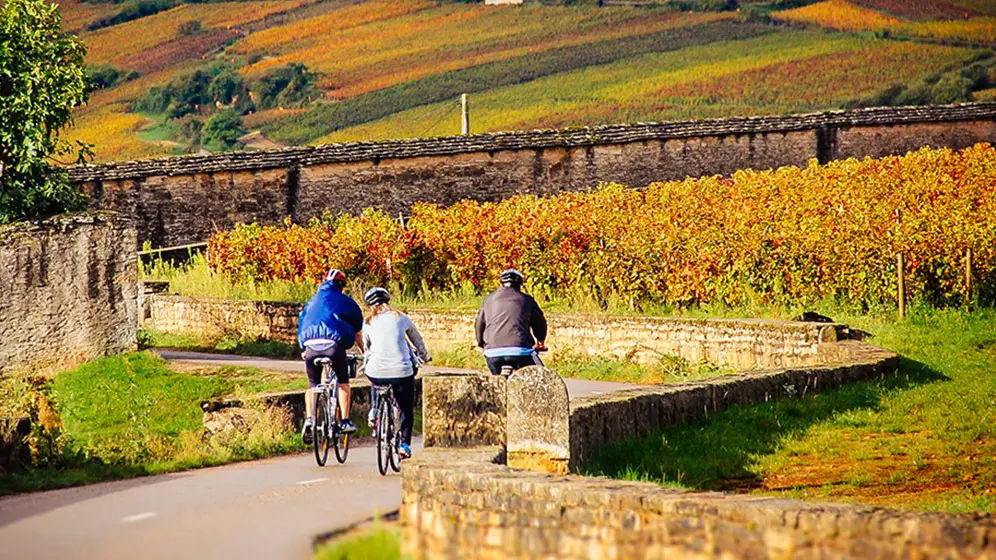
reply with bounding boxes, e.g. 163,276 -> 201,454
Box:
506,366 -> 570,475
423,372 -> 506,448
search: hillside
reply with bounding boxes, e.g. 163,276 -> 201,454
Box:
58,0 -> 996,163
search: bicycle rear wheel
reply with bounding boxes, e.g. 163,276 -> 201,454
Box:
388,402 -> 401,473
314,391 -> 330,466
375,397 -> 390,476
333,400 -> 349,463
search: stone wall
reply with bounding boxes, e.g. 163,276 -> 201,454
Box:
142,293 -> 846,369
403,334 -> 996,558
402,447 -> 996,559
70,103 -> 996,247
0,212 -> 138,376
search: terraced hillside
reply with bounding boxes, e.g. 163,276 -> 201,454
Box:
59,0 -> 996,162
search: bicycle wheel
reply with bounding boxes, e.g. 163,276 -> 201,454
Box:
314,391 -> 330,466
333,400 -> 349,464
388,401 -> 401,473
376,396 -> 391,476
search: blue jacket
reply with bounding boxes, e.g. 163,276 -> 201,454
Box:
297,282 -> 364,349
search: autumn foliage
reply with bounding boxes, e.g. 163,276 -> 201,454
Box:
208,144 -> 996,308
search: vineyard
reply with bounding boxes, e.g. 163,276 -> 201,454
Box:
323,32 -> 973,142
55,0 -> 996,161
773,0 -> 996,46
207,144 -> 996,309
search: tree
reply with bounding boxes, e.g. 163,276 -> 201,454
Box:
0,0 -> 90,224
201,110 -> 245,150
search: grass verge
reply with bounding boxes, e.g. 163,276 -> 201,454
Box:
140,328 -> 301,360
313,524 -> 403,560
582,307 -> 996,514
0,352 -> 301,495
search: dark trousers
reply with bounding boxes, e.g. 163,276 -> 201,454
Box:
368,375 -> 416,446
485,353 -> 543,375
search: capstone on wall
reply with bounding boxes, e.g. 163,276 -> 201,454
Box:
70,103 -> 996,247
0,212 -> 138,376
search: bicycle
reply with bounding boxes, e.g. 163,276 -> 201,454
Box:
498,345 -> 548,376
370,356 -> 427,476
311,354 -> 360,467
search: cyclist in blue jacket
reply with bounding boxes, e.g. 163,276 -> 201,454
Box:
298,268 -> 364,445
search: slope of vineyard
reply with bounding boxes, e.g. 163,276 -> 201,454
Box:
57,0 -> 996,162
321,32 -> 975,143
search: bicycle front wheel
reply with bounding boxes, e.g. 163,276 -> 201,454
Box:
333,400 -> 349,464
375,397 -> 391,476
314,391 -> 330,466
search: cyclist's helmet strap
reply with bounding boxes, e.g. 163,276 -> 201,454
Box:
364,287 -> 391,306
325,268 -> 347,288
499,268 -> 524,288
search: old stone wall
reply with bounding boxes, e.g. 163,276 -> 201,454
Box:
71,103 -> 996,247
402,335 -> 996,559
142,293 -> 844,369
0,212 -> 138,376
402,447 -> 996,559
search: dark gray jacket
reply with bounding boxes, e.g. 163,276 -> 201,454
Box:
475,287 -> 547,350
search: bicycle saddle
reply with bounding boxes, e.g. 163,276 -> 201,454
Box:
314,357 -> 333,365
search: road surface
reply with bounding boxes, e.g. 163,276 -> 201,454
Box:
0,351 -> 635,559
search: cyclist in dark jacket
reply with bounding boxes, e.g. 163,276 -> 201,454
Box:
475,269 -> 548,375
297,268 -> 364,444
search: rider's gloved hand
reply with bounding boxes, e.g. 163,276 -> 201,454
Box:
533,342 -> 548,352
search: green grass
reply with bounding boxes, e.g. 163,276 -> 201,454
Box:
582,307 -> 996,513
0,352 -> 302,495
313,525 -> 403,560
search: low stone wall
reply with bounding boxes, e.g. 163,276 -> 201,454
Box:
404,325 -> 996,558
143,293 -> 844,369
402,447 -> 996,559
0,212 -> 138,376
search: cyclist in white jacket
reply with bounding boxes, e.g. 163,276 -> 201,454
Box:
361,287 -> 429,459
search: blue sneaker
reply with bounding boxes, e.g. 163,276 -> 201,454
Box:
397,443 -> 412,459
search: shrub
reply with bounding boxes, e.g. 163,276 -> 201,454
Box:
178,19 -> 202,36
207,144 -> 996,309
201,110 -> 245,150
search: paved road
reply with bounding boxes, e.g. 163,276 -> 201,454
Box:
0,442 -> 414,560
0,351 -> 635,559
157,349 -> 636,399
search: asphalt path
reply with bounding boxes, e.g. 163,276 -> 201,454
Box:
156,349 -> 636,399
0,351 -> 635,559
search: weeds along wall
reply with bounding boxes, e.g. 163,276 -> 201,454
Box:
69,103 -> 996,248
0,212 -> 138,376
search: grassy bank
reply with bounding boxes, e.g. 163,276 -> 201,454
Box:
313,524 -> 403,560
0,352 -> 302,495
582,308 -> 996,514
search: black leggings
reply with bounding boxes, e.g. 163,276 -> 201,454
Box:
485,353 -> 543,375
368,376 -> 416,446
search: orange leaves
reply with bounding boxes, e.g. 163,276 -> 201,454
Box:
208,144 -> 996,307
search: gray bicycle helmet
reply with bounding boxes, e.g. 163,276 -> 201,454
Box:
499,268 -> 524,288
364,286 -> 391,306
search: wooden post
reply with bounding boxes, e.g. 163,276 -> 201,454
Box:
460,93 -> 469,135
897,253 -> 906,319
965,247 -> 973,305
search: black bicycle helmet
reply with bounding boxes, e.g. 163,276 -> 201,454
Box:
364,286 -> 391,306
499,268 -> 524,288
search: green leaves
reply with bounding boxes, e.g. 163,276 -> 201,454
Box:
0,0 -> 89,224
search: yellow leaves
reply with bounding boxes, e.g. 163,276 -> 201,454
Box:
773,0 -> 903,32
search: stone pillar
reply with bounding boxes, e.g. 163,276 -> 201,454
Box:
506,366 -> 570,474
421,372 -> 506,448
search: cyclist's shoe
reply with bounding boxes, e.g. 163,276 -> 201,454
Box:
301,418 -> 315,445
367,408 -> 377,427
397,443 -> 412,459
339,419 -> 357,434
